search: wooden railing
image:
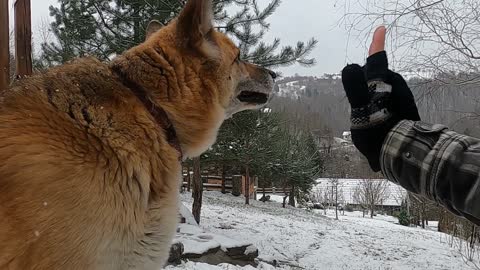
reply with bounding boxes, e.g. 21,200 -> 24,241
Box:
181,174 -> 291,195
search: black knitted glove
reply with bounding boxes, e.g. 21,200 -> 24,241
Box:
341,51 -> 420,172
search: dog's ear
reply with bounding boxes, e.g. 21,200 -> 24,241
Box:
177,0 -> 217,57
146,20 -> 164,40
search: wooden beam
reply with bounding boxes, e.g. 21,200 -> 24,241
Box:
0,0 -> 9,90
14,0 -> 32,78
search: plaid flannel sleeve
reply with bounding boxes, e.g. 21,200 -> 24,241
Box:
381,120 -> 480,224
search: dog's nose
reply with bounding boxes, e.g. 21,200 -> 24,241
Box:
267,69 -> 277,79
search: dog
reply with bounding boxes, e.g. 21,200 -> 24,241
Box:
0,0 -> 275,269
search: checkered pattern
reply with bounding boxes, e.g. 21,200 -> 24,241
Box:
381,120 -> 480,225
351,81 -> 392,129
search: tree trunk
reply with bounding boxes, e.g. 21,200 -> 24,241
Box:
253,176 -> 258,201
370,201 -> 374,218
420,204 -> 425,229
406,192 -> 411,217
334,185 -> 338,220
232,175 -> 241,196
221,164 -> 226,194
282,195 -> 288,208
132,4 -> 141,44
470,225 -> 477,248
423,202 -> 428,227
186,165 -> 191,193
331,186 -> 334,210
262,185 -> 266,203
289,185 -> 295,207
245,166 -> 250,205
192,157 -> 202,224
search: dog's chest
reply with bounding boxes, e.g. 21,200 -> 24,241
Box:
120,168 -> 180,270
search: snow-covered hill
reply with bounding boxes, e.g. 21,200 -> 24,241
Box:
275,71 -> 434,100
167,192 -> 479,270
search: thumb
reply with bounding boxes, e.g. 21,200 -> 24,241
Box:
342,64 -> 370,108
369,26 -> 386,56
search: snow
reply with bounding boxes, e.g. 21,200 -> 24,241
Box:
180,204 -> 198,225
165,261 -> 276,270
268,195 -> 287,204
176,222 -> 255,256
167,191 -> 479,270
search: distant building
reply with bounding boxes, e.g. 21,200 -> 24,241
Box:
312,178 -> 407,208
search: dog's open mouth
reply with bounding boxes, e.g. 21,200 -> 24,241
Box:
237,91 -> 269,104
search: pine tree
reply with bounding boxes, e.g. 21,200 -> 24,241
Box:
40,0 -> 183,64
281,131 -> 321,207
41,0 -> 317,69
205,109 -> 284,204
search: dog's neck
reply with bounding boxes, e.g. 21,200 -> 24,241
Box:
110,64 -> 183,161
110,47 -> 226,158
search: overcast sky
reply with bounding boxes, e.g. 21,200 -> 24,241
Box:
8,0 -> 373,76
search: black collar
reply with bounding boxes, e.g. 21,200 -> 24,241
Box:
111,66 -> 183,161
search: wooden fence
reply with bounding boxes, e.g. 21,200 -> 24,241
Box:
0,0 -> 32,90
181,174 -> 292,195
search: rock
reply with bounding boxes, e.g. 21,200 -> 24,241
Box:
226,244 -> 259,262
183,245 -> 221,259
218,222 -> 235,230
183,245 -> 258,267
173,216 -> 259,266
259,195 -> 271,202
168,242 -> 184,265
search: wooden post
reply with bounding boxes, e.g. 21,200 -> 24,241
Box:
231,175 -> 241,197
0,0 -> 9,90
191,157 -> 202,224
14,0 -> 32,77
221,164 -> 226,194
244,166 -> 250,205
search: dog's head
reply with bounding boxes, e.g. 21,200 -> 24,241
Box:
116,0 -> 276,157
149,0 -> 276,116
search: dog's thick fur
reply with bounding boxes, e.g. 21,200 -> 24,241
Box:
0,0 -> 275,269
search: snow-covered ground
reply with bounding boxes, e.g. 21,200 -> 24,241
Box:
167,192 -> 478,270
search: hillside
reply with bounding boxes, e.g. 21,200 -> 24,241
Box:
272,74 -> 480,137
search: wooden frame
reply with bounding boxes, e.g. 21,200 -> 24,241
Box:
14,0 -> 32,77
0,0 -> 32,90
0,0 -> 9,90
